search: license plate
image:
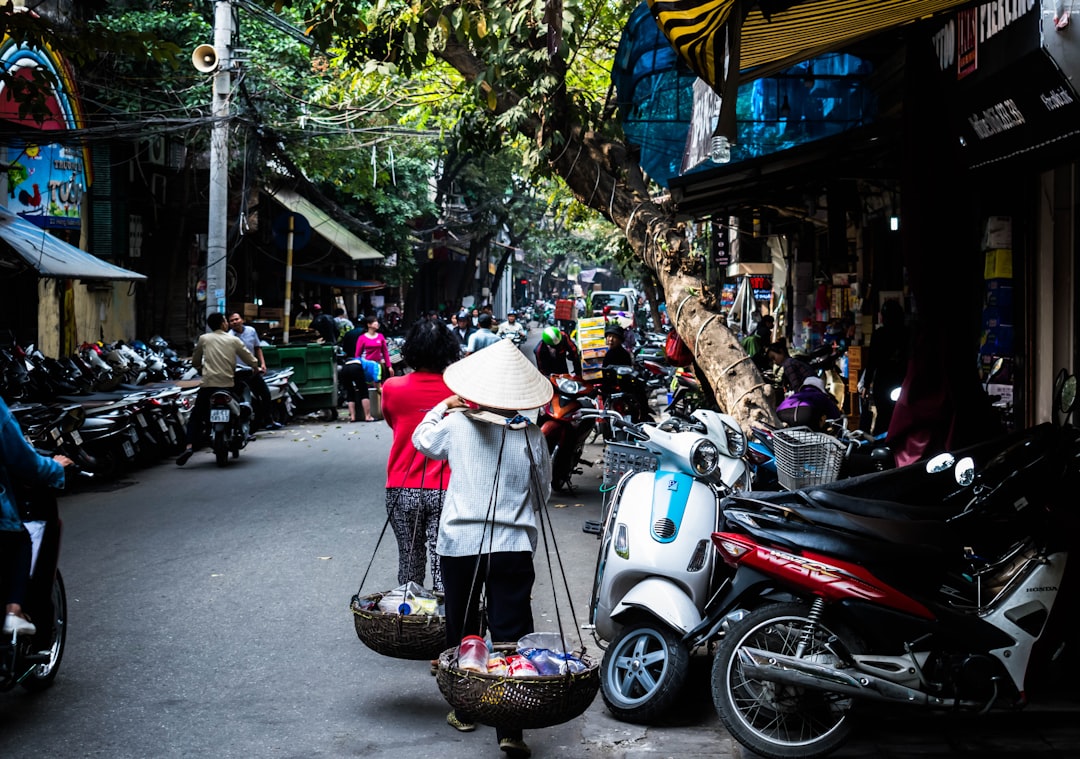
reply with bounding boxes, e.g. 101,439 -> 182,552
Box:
122,441 -> 135,458
136,414 -> 148,428
288,381 -> 299,393
71,430 -> 82,445
158,417 -> 169,431
210,409 -> 230,423
128,428 -> 139,442
51,427 -> 61,441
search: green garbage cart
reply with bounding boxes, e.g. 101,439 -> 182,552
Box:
262,344 -> 339,421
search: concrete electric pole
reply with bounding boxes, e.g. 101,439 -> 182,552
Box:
197,0 -> 234,322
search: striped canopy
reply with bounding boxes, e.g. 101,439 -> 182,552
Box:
647,0 -> 979,88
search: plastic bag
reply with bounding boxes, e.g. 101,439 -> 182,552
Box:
665,331 -> 694,367
517,632 -> 571,654
377,581 -> 439,615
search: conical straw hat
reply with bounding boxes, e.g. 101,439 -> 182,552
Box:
443,338 -> 554,410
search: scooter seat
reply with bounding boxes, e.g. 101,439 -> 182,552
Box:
801,488 -> 949,522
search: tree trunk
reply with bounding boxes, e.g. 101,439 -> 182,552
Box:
433,41 -> 778,433
547,129 -> 779,433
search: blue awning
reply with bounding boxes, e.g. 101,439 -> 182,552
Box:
0,205 -> 146,281
293,269 -> 384,290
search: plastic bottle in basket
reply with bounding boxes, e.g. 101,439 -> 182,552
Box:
456,635 -> 489,672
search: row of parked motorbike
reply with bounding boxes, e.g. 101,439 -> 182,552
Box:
581,353 -> 1080,759
0,336 -> 309,478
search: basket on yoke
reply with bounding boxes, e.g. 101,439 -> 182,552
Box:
435,643 -> 600,729
350,591 -> 447,661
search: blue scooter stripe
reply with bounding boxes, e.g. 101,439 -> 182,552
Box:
651,470 -> 693,543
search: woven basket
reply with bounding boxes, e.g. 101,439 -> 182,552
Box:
435,643 -> 600,729
350,592 -> 447,661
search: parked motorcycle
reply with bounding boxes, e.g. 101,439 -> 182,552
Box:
586,408 -> 749,723
706,373 -> 1080,758
537,373 -> 599,493
599,364 -> 654,439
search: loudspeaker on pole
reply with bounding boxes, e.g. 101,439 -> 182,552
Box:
192,44 -> 219,73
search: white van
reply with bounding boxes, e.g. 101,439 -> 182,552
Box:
590,291 -> 635,327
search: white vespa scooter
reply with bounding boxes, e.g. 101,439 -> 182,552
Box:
586,408 -> 749,723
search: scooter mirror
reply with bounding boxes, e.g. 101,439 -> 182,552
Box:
1060,374 -> 1077,416
925,452 -> 955,474
954,457 -> 976,487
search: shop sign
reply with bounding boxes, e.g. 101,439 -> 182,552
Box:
955,49 -> 1079,168
0,38 -> 88,230
931,0 -> 1039,83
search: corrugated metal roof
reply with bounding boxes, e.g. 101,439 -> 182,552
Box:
0,205 -> 146,281
648,0 -> 977,86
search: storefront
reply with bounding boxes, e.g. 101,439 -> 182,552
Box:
930,0 -> 1080,427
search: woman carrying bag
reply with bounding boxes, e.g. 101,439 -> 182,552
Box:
412,339 -> 553,759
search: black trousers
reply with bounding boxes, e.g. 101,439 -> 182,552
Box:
235,369 -> 272,426
441,551 -> 534,741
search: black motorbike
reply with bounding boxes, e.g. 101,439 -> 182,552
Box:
1,410 -> 82,693
207,387 -> 253,466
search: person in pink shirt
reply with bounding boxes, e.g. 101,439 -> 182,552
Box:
354,315 -> 392,382
380,319 -> 459,593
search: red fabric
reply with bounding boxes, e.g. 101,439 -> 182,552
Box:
381,372 -> 452,489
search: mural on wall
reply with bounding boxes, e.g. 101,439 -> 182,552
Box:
0,36 -> 89,230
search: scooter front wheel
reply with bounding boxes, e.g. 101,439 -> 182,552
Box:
600,621 -> 689,724
711,602 -> 861,759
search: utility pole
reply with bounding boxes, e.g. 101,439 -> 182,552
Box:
205,0 -> 233,321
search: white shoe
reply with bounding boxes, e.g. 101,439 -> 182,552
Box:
3,613 -> 36,636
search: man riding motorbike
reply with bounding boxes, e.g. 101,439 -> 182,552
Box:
534,326 -> 582,376
176,312 -> 260,466
496,311 -> 527,345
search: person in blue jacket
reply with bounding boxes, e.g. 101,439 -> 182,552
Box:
0,396 -> 71,636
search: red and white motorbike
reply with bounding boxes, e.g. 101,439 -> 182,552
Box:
705,371 -> 1080,758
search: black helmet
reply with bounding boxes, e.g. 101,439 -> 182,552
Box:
604,323 -> 625,340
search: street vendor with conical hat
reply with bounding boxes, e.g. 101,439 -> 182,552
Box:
412,338 -> 553,759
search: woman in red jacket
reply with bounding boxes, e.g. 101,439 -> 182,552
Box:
380,319 -> 459,593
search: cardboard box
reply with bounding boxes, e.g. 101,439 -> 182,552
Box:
261,307 -> 284,320
984,279 -> 1014,311
982,216 -> 1012,251
242,302 -> 258,318
984,249 -> 1013,280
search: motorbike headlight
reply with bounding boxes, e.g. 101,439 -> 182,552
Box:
725,425 -> 746,457
556,378 -> 584,395
690,439 -> 719,476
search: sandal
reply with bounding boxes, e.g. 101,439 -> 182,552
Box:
446,710 -> 476,733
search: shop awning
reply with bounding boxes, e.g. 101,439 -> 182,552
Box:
647,0 -> 978,87
293,269 -> 385,291
0,205 -> 147,281
267,188 -> 383,261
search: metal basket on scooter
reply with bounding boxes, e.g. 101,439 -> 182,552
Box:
435,642 -> 600,729
602,441 -> 658,488
772,427 -> 845,490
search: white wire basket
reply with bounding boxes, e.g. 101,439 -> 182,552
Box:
772,427 -> 845,491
